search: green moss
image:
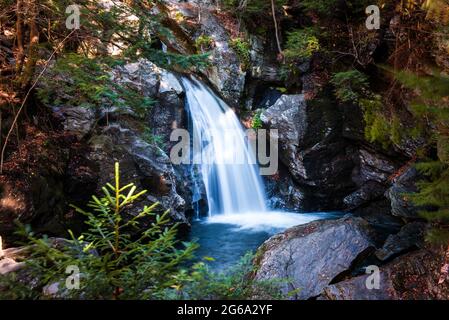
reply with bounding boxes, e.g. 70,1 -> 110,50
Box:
142,128 -> 166,150
195,34 -> 214,53
251,109 -> 264,129
36,53 -> 154,118
284,28 -> 320,61
331,70 -> 370,104
229,37 -> 251,69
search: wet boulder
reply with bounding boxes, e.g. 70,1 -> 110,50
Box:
254,217 -> 376,299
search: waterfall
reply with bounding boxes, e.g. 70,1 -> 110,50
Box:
181,77 -> 267,216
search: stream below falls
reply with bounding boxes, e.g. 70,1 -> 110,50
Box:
188,211 -> 343,270
181,76 -> 343,270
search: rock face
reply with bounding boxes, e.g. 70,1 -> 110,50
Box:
50,106 -> 96,139
1,58 -> 192,239
88,123 -> 187,226
264,169 -> 305,211
321,249 -> 449,300
375,222 -> 426,261
86,59 -> 190,226
343,148 -> 398,213
260,94 -> 307,181
387,167 -> 421,219
254,216 -> 446,300
254,217 -> 375,299
159,0 -> 246,107
199,10 -> 246,107
261,92 -> 355,210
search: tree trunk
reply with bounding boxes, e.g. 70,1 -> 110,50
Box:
15,0 -> 25,75
21,0 -> 40,90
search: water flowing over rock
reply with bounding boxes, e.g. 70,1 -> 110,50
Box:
159,0 -> 246,107
254,217 -> 375,299
182,76 -> 267,215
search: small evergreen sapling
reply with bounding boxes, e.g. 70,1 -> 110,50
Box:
0,162 -> 198,299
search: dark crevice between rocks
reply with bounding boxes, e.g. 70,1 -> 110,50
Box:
328,246 -> 377,285
376,245 -> 421,265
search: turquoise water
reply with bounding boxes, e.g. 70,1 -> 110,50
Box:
189,211 -> 343,270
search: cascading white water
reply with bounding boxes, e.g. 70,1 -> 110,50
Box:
182,77 -> 337,267
181,77 -> 267,216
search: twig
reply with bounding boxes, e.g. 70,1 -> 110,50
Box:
271,0 -> 283,56
0,29 -> 76,174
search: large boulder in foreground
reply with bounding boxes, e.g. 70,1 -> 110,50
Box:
254,217 -> 375,299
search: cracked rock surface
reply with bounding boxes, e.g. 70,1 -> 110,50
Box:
254,216 -> 375,299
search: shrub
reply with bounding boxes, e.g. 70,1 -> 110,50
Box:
397,71 -> 449,243
300,0 -> 339,15
37,53 -> 155,118
284,28 -> 320,61
330,70 -> 370,103
300,0 -> 372,17
0,163 -> 285,299
360,96 -> 394,148
251,109 -> 264,129
331,70 -> 403,148
0,162 -> 198,299
229,37 -> 251,69
195,34 -> 214,53
176,252 -> 284,300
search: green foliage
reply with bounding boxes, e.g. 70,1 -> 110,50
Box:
174,252 -> 284,300
395,71 -> 449,242
36,53 -> 154,117
143,128 -> 166,150
300,0 -> 372,17
0,163 -> 284,300
411,161 -> 449,220
331,70 -> 404,148
229,38 -> 251,69
223,0 -> 287,15
0,162 -> 198,299
331,70 -> 370,103
360,95 -> 393,148
284,28 -> 320,61
251,109 -> 264,129
195,34 -> 214,53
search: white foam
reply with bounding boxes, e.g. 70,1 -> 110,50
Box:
203,211 -> 330,232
